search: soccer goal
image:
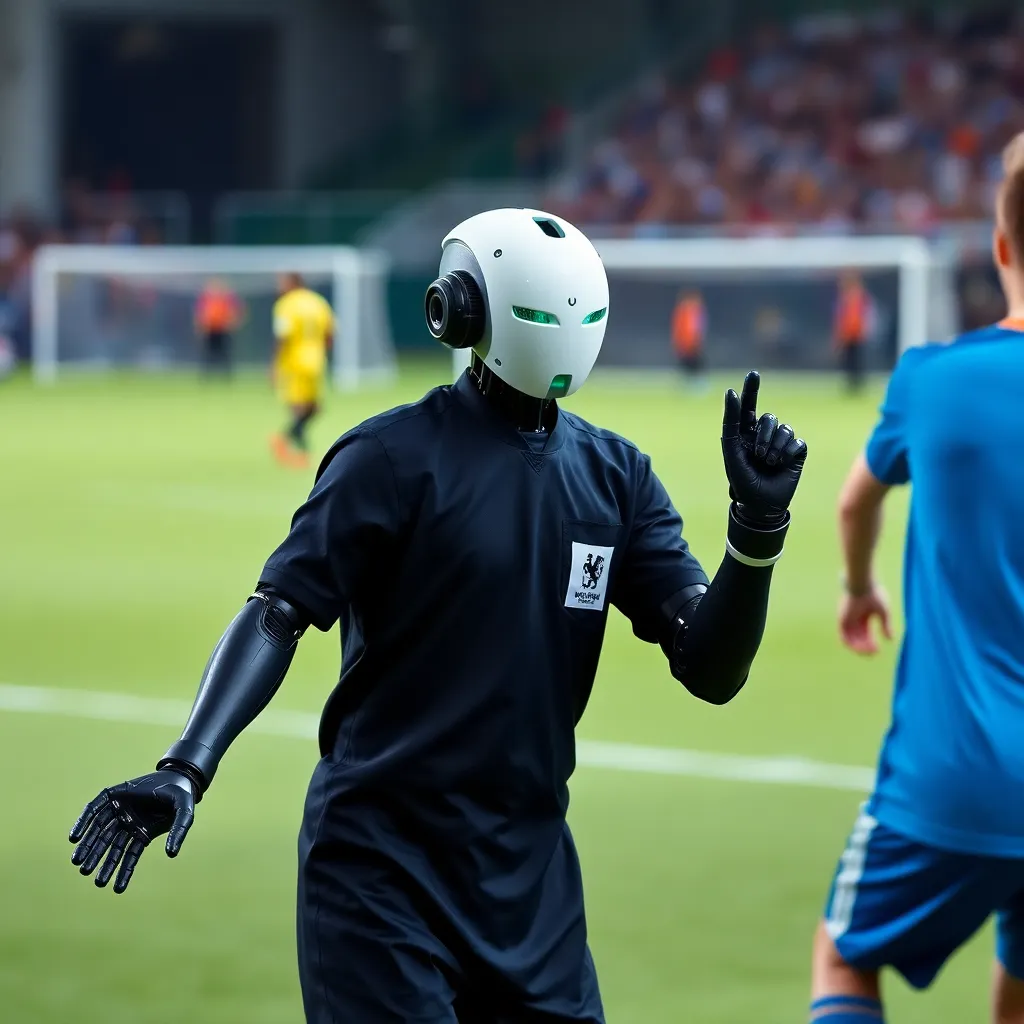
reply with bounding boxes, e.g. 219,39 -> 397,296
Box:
32,245 -> 396,389
451,234 -> 957,380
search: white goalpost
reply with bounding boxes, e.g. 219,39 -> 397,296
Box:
32,245 -> 396,390
596,235 -> 951,353
451,234 -> 957,380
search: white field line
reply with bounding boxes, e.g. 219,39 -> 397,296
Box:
0,684 -> 875,793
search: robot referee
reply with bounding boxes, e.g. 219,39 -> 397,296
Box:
69,209 -> 808,1022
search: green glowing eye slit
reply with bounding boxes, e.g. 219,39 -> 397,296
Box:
582,307 -> 607,325
546,373 -> 572,398
512,306 -> 560,325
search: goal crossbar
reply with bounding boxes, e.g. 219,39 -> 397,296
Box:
32,244 -> 392,389
453,234 -> 946,380
597,235 -> 937,357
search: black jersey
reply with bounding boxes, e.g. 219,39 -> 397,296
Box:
261,370 -> 707,1001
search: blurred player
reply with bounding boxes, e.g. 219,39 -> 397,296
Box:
270,273 -> 333,468
833,271 -> 871,393
193,278 -> 243,377
68,209 -> 806,1023
810,135 -> 1024,1024
672,288 -> 707,389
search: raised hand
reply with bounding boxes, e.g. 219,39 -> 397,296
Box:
69,769 -> 196,894
722,370 -> 807,526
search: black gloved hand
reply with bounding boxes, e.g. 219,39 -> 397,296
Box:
722,370 -> 807,527
68,769 -> 196,893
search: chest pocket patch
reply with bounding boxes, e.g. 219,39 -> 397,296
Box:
565,541 -> 615,611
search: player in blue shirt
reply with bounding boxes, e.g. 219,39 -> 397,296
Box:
811,137 -> 1024,1024
68,209 -> 807,1023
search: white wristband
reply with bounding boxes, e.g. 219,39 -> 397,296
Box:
725,538 -> 784,567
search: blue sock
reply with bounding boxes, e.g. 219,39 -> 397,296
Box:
810,994 -> 885,1022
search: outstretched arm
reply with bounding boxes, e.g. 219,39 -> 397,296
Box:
68,587 -> 309,893
157,587 -> 308,791
69,431 -> 402,892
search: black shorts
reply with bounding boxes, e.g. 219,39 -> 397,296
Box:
297,761 -> 605,1024
678,351 -> 704,374
840,343 -> 864,384
203,330 -> 231,370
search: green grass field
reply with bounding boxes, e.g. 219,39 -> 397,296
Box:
0,364 -> 996,1022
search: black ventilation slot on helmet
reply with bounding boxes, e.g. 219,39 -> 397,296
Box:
533,217 -> 565,238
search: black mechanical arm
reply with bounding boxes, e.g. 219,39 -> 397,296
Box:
68,586 -> 309,892
157,587 -> 308,791
663,371 -> 807,705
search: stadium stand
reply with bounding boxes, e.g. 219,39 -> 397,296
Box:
546,8 -> 1024,233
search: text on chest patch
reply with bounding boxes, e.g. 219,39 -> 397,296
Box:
566,542 -> 615,611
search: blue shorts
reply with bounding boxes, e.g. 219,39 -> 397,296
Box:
824,805 -> 1024,989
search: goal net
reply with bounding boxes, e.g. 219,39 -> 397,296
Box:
452,234 -> 957,379
32,245 -> 396,389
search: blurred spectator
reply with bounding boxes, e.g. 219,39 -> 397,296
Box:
0,215 -> 39,361
0,181 -> 169,363
548,8 -> 1024,233
517,104 -> 570,180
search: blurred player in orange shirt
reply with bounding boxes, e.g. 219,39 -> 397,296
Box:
834,271 -> 872,393
194,279 -> 244,377
672,289 -> 707,389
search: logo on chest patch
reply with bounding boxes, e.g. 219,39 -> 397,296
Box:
566,542 -> 614,611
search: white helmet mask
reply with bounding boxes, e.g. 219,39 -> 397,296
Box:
425,208 -> 609,399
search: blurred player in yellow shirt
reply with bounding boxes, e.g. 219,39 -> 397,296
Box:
270,273 -> 334,467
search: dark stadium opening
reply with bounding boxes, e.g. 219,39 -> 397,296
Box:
59,17 -> 280,241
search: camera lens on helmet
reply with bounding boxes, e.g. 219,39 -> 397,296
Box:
423,270 -> 485,349
427,290 -> 447,335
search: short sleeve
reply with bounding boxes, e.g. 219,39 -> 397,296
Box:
612,455 -> 709,644
259,432 -> 402,630
865,348 -> 921,486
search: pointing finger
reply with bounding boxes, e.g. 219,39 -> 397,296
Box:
740,370 -> 760,435
722,388 -> 741,440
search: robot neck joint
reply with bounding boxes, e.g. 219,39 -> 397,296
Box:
469,355 -> 554,433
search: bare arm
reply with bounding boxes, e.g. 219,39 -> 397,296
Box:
839,452 -> 889,593
837,452 -> 893,654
